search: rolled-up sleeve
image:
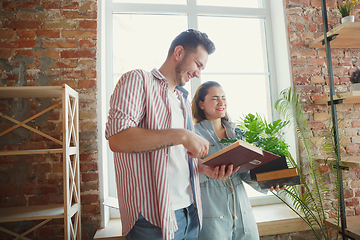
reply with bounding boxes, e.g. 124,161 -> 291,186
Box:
105,70 -> 146,139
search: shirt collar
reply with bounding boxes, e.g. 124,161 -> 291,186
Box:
176,86 -> 189,99
151,68 -> 188,98
151,68 -> 166,81
198,119 -> 235,136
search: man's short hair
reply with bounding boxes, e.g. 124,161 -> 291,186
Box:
168,29 -> 215,57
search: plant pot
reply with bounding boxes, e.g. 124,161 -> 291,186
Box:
350,83 -> 360,91
341,15 -> 355,24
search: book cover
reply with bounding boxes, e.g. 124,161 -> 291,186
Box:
256,168 -> 301,189
201,139 -> 281,172
250,155 -> 288,180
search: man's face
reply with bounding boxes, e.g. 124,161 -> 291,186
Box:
175,45 -> 209,87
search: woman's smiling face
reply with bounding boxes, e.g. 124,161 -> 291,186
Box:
199,86 -> 227,121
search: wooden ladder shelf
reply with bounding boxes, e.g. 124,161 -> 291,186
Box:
0,84 -> 81,240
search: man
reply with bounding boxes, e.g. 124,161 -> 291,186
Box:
105,29 -> 236,240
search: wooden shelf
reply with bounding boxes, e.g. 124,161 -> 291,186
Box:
309,22 -> 360,48
314,91 -> 360,104
0,84 -> 81,239
0,149 -> 63,156
326,215 -> 360,240
317,156 -> 360,168
0,86 -> 63,98
0,204 -> 64,223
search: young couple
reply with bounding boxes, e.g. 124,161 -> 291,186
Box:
106,29 -> 274,240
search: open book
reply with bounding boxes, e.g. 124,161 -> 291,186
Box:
201,139 -> 281,172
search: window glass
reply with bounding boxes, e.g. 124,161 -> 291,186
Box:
198,15 -> 272,198
113,0 -> 186,4
199,16 -> 267,74
113,14 -> 187,78
198,15 -> 271,119
200,74 -> 271,121
197,0 -> 263,8
105,0 -> 287,206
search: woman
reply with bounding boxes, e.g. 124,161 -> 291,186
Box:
192,81 -> 266,240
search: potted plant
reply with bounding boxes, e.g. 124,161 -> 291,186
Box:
220,113 -> 290,157
274,87 -> 343,240
349,68 -> 360,91
338,0 -> 359,23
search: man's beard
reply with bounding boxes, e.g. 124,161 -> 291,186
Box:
174,55 -> 188,87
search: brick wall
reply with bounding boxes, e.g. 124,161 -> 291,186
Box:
0,1 -> 99,239
261,0 -> 360,239
0,0 -> 359,239
286,0 -> 360,215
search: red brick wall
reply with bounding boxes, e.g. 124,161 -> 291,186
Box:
0,1 -> 99,239
261,0 -> 360,240
286,0 -> 360,217
261,0 -> 360,239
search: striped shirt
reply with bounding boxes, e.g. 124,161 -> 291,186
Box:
105,68 -> 202,240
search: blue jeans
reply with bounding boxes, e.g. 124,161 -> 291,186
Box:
125,204 -> 199,240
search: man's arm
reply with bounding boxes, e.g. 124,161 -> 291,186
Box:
108,127 -> 209,159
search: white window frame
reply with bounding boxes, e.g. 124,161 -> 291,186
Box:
97,0 -> 296,228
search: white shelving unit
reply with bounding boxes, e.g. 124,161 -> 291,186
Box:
0,84 -> 81,240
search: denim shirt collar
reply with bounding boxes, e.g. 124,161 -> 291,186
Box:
198,119 -> 236,139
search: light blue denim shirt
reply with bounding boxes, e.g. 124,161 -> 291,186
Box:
195,119 -> 265,240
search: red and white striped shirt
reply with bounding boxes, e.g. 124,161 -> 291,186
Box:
105,69 -> 202,240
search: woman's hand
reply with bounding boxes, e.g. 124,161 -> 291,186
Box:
270,184 -> 287,191
198,161 -> 240,180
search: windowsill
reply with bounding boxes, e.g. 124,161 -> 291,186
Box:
93,203 -> 311,239
253,203 -> 311,236
94,218 -> 125,240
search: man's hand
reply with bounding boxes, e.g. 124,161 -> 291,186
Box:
199,161 -> 240,180
182,130 -> 209,159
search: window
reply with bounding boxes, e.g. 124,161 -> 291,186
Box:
98,0 -> 295,226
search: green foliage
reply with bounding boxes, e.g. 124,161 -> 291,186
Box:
338,3 -> 352,17
273,87 -> 341,240
220,113 -> 290,157
349,68 -> 360,83
338,0 -> 360,17
220,128 -> 246,144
